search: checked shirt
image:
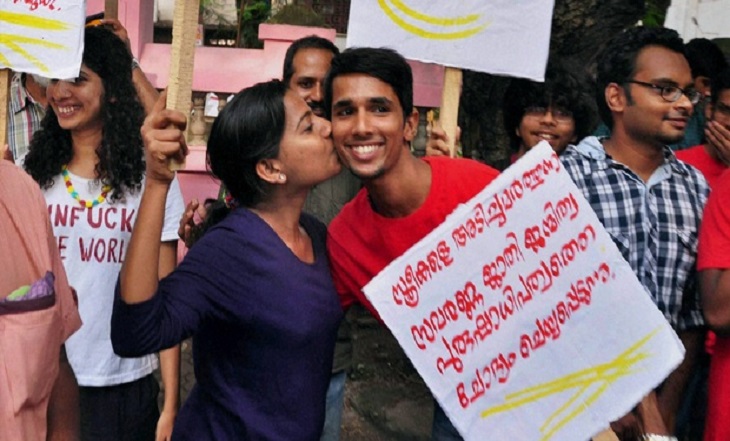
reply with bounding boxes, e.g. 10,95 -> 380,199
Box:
561,136 -> 709,331
8,73 -> 45,166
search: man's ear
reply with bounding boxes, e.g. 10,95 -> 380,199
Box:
694,75 -> 711,97
404,108 -> 419,142
605,83 -> 626,114
705,101 -> 715,121
256,158 -> 284,185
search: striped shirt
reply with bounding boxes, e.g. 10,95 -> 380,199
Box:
8,73 -> 46,166
561,136 -> 709,331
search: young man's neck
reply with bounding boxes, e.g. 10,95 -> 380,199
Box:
602,127 -> 666,183
364,153 -> 431,218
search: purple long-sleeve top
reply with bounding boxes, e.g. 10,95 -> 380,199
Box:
112,208 -> 343,440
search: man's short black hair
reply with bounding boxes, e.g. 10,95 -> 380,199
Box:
685,38 -> 728,80
596,26 -> 686,128
324,47 -> 413,121
282,36 -> 339,86
711,68 -> 730,106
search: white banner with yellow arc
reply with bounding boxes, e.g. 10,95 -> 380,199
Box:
347,0 -> 555,81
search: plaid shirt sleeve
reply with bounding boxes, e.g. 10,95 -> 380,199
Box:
8,73 -> 45,165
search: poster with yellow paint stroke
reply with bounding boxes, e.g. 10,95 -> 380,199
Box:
363,142 -> 684,441
0,0 -> 85,79
346,0 -> 554,81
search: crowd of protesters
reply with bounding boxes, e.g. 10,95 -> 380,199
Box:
2,13 -> 730,441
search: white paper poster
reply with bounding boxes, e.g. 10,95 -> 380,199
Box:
364,143 -> 684,440
347,0 -> 554,81
0,0 -> 85,78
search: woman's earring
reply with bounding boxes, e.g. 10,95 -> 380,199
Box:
278,173 -> 286,182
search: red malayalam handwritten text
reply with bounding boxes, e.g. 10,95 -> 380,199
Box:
451,203 -> 487,249
520,262 -> 612,359
482,232 -> 524,290
428,224 -> 597,376
519,224 -> 596,296
521,151 -> 561,192
456,352 -> 517,409
392,240 -> 453,308
13,0 -> 57,12
412,281 -> 484,350
484,153 -> 562,228
437,280 -> 539,374
524,192 -> 580,253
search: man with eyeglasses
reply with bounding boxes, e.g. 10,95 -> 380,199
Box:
560,26 -> 709,441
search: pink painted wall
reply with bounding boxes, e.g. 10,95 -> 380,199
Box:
85,1 -> 443,104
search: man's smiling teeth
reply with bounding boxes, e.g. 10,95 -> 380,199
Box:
352,145 -> 378,154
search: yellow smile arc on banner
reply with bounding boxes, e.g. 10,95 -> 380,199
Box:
378,0 -> 490,40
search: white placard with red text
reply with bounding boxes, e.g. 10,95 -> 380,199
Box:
347,0 -> 554,81
0,0 -> 85,78
363,143 -> 684,441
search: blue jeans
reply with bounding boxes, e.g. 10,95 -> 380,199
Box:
320,370 -> 347,441
431,400 -> 463,440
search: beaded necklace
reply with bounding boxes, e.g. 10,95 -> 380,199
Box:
61,165 -> 112,208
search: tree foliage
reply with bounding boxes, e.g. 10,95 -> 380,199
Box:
239,1 -> 271,48
267,4 -> 327,28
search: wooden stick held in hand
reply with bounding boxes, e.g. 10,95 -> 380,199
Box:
0,69 -> 10,150
165,0 -> 199,171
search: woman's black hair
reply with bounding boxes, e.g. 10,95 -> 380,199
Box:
503,59 -> 597,152
207,80 -> 288,208
194,80 -> 288,236
24,26 -> 145,201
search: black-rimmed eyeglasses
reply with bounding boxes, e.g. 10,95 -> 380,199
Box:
625,80 -> 701,105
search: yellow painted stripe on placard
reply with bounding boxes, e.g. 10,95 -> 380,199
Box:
0,34 -> 65,50
479,327 -> 662,440
0,10 -> 71,31
388,0 -> 480,26
1,40 -> 50,72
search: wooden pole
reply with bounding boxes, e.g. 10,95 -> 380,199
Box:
166,0 -> 199,170
0,69 -> 11,151
104,0 -> 118,20
439,67 -> 462,157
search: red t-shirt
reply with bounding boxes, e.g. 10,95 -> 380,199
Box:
697,170 -> 730,441
676,144 -> 726,189
327,156 -> 499,320
681,145 -> 728,353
